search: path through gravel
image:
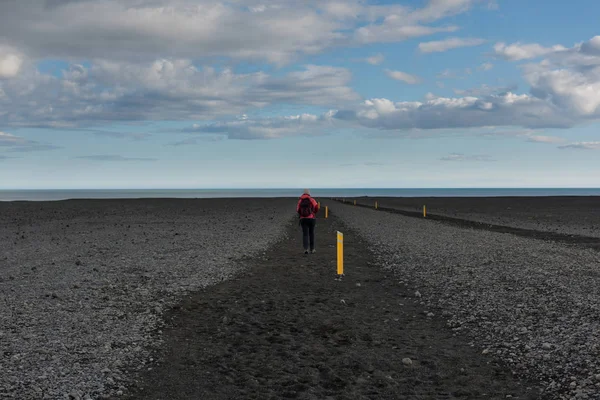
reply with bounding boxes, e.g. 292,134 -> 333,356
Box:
349,196 -> 600,239
332,203 -> 600,400
126,210 -> 540,399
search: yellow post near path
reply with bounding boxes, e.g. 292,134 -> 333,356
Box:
325,206 -> 328,219
423,205 -> 427,218
375,201 -> 378,210
354,200 -> 356,206
337,231 -> 344,275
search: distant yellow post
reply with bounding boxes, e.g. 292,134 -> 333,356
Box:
423,205 -> 427,218
325,206 -> 328,219
337,231 -> 344,275
354,200 -> 356,206
375,201 -> 378,210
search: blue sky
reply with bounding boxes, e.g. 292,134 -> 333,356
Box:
1,0 -> 600,189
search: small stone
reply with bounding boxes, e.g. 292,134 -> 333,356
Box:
570,381 -> 577,388
542,343 -> 552,350
595,374 -> 600,382
482,349 -> 490,355
402,358 -> 413,366
116,390 -> 123,396
427,312 -> 434,317
68,391 -> 81,400
414,291 -> 421,298
355,283 -> 361,287
101,368 -> 111,374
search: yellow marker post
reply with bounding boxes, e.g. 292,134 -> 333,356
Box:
375,201 -> 378,210
423,205 -> 427,218
337,231 -> 344,276
354,200 -> 356,206
325,206 -> 328,219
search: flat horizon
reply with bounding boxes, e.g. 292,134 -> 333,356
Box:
3,187 -> 600,191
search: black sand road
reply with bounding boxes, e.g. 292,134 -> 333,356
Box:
126,210 -> 540,399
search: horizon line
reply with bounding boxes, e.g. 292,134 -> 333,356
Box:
2,187 -> 600,191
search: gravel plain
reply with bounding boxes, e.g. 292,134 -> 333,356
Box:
0,198 -> 294,399
351,196 -> 600,239
332,203 -> 600,400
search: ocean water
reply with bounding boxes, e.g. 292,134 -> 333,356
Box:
1,188 -> 600,201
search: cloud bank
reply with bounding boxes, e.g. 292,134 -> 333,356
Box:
2,2 -> 600,144
0,0 -> 485,64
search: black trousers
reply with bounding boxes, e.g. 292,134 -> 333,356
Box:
300,218 -> 316,250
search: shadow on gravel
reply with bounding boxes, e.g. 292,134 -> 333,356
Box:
334,199 -> 600,252
124,210 -> 542,399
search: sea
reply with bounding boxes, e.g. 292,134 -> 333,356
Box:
1,188 -> 600,201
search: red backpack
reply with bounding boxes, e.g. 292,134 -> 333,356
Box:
298,197 -> 313,217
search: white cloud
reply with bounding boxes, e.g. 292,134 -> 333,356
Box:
487,0 -> 499,10
409,0 -> 478,23
0,131 -> 61,152
454,84 -> 517,97
494,42 -> 567,61
558,141 -> 600,150
0,131 -> 29,146
331,92 -> 574,130
516,37 -> 600,118
0,0 -> 479,65
365,53 -> 385,65
385,69 -> 421,84
0,46 -> 24,79
526,135 -> 565,144
320,1 -> 363,19
437,69 -> 458,79
183,112 -> 336,140
440,153 -> 495,162
355,24 -> 459,45
418,37 -> 486,53
351,0 -> 477,45
478,62 -> 494,71
0,61 -> 358,127
580,36 -> 600,55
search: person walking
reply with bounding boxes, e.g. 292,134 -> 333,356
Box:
297,189 -> 319,254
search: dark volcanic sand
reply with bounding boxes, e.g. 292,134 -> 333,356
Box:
125,210 -> 541,400
345,196 -> 600,245
0,198 -> 293,399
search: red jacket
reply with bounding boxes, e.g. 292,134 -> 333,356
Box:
297,194 -> 319,219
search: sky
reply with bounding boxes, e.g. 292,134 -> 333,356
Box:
1,0 -> 600,189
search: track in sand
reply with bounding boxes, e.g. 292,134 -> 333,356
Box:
126,210 -> 541,399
